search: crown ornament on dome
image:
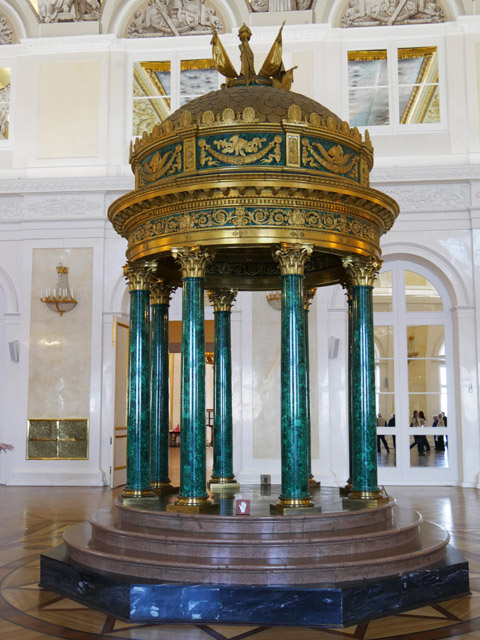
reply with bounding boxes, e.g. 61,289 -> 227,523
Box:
211,22 -> 297,90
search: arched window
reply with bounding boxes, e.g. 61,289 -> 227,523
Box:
373,261 -> 456,484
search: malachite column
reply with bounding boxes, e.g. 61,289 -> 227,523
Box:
273,243 -> 314,511
169,246 -> 214,510
304,286 -> 320,488
208,289 -> 238,486
123,262 -> 156,498
149,279 -> 176,493
342,256 -> 383,500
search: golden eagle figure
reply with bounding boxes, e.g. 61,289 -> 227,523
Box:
211,28 -> 238,83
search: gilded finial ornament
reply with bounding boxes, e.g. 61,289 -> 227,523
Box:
211,23 -> 297,91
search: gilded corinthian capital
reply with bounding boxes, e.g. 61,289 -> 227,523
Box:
150,279 -> 177,305
342,255 -> 382,288
123,261 -> 156,291
171,246 -> 214,278
208,289 -> 238,312
273,243 -> 313,275
304,286 -> 316,311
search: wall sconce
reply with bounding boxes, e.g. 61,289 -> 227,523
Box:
407,335 -> 419,361
205,352 -> 214,365
40,264 -> 78,317
266,291 -> 281,310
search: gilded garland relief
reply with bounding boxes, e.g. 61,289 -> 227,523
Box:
127,0 -> 223,38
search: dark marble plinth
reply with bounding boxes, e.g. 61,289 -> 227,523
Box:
40,543 -> 469,627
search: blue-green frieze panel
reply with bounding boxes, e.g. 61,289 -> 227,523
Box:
137,132 -> 362,186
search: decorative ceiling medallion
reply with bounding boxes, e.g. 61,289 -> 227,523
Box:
127,0 -> 223,38
341,0 -> 444,27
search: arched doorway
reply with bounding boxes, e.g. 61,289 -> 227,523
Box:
373,260 -> 457,484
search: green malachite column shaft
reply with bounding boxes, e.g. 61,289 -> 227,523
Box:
347,295 -> 354,485
304,306 -> 312,479
350,285 -> 378,494
150,302 -> 170,487
179,276 -> 208,501
212,310 -> 234,481
280,273 -> 310,502
126,289 -> 152,495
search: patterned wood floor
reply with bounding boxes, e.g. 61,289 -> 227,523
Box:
0,484 -> 479,640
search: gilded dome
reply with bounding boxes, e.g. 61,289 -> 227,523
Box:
168,85 -> 342,126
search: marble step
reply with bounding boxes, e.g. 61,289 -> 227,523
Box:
116,496 -> 396,534
88,505 -> 423,560
64,519 -> 449,586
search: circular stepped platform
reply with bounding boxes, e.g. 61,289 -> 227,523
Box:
63,489 -> 450,586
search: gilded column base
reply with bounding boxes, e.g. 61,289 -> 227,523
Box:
308,475 -> 321,489
342,488 -> 392,508
270,496 -> 320,515
122,488 -> 156,499
208,475 -> 240,492
166,496 -> 219,513
151,482 -> 178,496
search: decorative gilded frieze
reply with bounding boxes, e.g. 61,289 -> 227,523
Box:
149,279 -> 176,305
184,138 -> 196,172
207,289 -> 238,312
139,144 -> 182,185
342,256 -> 382,288
171,246 -> 214,278
198,134 -> 283,167
273,243 -> 313,275
302,139 -> 359,180
123,261 -> 156,291
127,206 -> 380,248
286,133 -> 301,167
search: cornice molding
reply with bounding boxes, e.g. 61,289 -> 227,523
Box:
0,176 -> 134,194
371,165 -> 480,183
19,33 -> 117,52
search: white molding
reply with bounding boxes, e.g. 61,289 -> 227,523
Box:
372,165 -> 480,183
19,33 -> 117,52
6,470 -> 106,485
452,306 -> 476,320
0,176 -> 133,193
379,182 -> 469,213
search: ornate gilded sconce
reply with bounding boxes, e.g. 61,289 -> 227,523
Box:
266,291 -> 281,310
40,264 -> 78,317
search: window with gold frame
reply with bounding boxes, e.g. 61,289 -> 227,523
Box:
132,58 -> 220,137
347,45 -> 441,128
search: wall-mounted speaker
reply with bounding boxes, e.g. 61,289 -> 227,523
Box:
8,340 -> 19,363
328,336 -> 340,360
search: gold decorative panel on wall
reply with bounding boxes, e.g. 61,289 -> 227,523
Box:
27,419 -> 88,460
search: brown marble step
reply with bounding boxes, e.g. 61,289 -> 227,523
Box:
115,496 -> 396,534
64,519 -> 449,586
88,505 -> 423,560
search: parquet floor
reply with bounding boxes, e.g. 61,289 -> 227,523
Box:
0,483 -> 479,639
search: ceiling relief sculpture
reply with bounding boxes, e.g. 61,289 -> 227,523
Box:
246,0 -> 313,10
36,0 -> 102,23
127,0 -> 223,38
0,14 -> 13,43
341,0 -> 444,27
